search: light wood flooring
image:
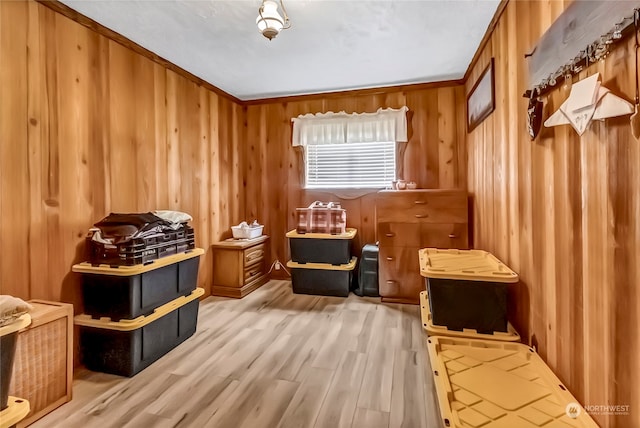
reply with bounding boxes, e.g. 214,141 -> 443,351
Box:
32,280 -> 441,428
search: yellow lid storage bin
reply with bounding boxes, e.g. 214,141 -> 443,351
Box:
420,291 -> 520,342
419,249 -> 518,334
427,335 -> 599,428
73,248 -> 204,321
0,397 -> 30,428
419,248 -> 519,282
287,257 -> 357,297
75,288 -> 203,377
287,228 -> 357,265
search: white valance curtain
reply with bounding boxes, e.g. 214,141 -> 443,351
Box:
291,106 -> 409,146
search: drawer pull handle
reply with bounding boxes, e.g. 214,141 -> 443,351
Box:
415,214 -> 428,218
448,234 -> 457,238
386,256 -> 394,261
414,200 -> 426,205
249,271 -> 260,277
386,280 -> 398,284
385,233 -> 395,237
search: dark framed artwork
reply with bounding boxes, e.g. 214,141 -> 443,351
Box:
467,58 -> 495,132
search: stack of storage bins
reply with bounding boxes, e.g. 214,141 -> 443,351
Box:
286,228 -> 357,297
73,248 -> 204,377
417,249 -> 599,427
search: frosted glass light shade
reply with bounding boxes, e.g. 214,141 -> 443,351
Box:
257,0 -> 285,40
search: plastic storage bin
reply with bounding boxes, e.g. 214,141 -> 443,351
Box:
427,336 -> 599,428
286,228 -> 356,265
0,396 -> 30,428
419,291 -> 520,341
0,314 -> 31,411
86,225 -> 195,266
73,248 -> 203,321
419,248 -> 518,334
75,288 -> 203,377
355,243 -> 379,297
287,257 -> 357,297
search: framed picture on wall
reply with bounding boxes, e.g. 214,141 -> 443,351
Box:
467,58 -> 495,132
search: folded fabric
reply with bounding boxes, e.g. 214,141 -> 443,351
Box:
544,73 -> 634,135
0,295 -> 33,327
153,210 -> 192,225
94,212 -> 171,244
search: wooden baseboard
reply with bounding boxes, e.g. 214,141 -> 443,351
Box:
211,275 -> 268,298
268,270 -> 290,280
381,296 -> 419,305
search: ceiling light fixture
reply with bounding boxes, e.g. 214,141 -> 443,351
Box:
256,0 -> 291,40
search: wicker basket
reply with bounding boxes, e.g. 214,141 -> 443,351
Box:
9,301 -> 73,427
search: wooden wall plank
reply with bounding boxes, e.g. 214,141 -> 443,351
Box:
0,1 -> 244,303
26,1 -> 48,300
437,87 -> 456,189
0,0 -> 30,299
467,1 -> 638,427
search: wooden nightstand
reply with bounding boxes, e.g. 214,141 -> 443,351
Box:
211,235 -> 269,298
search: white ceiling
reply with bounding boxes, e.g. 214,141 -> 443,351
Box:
60,0 -> 501,101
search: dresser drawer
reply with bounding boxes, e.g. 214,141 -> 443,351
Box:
376,190 -> 468,223
377,223 -> 421,247
378,247 -> 422,303
420,223 -> 469,249
244,244 -> 265,267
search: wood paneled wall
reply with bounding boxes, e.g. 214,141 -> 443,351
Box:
466,1 -> 639,427
243,86 -> 467,273
0,1 -> 244,306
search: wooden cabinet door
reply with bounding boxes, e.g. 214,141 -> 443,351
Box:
378,247 -> 423,304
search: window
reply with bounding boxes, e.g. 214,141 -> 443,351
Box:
305,141 -> 396,189
291,106 -> 408,189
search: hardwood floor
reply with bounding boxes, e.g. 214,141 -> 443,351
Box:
31,280 -> 441,428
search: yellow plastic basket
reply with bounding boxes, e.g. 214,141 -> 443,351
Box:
427,336 -> 599,428
419,248 -> 519,282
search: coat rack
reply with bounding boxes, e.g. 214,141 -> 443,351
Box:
524,1 -> 640,99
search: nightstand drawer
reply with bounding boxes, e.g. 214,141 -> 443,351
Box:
244,261 -> 265,284
244,244 -> 265,266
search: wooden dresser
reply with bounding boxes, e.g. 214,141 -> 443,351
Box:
376,190 -> 468,304
211,235 -> 269,298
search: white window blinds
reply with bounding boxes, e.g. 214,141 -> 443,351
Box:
305,141 -> 396,189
